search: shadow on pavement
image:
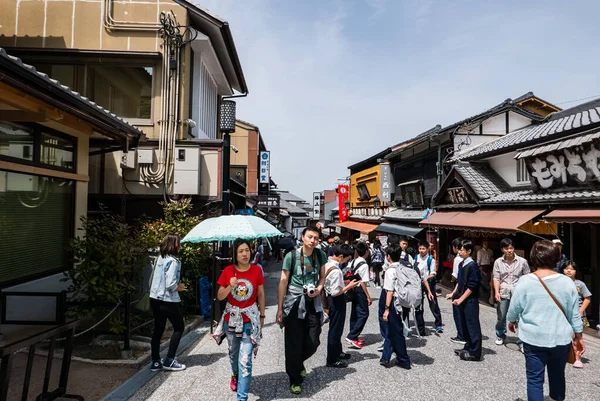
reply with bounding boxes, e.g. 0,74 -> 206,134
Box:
358,333 -> 384,345
481,347 -> 498,356
406,337 -> 428,348
252,365 -> 358,400
408,349 -> 435,365
183,351 -> 227,367
345,352 -> 380,364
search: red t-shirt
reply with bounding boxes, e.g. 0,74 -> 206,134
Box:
217,264 -> 265,322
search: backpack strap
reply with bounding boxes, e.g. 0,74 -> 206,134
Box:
325,265 -> 339,278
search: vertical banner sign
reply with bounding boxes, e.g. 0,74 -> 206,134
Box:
313,192 -> 321,219
338,184 -> 349,223
379,162 -> 394,202
259,151 -> 270,184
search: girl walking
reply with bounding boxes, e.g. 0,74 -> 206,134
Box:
563,261 -> 592,368
149,234 -> 186,372
214,238 -> 266,401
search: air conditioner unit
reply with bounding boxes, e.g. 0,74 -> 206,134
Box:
120,150 -> 137,169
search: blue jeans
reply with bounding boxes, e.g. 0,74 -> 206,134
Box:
348,289 -> 369,340
523,342 -> 570,401
382,306 -> 410,367
496,298 -> 522,345
224,321 -> 254,401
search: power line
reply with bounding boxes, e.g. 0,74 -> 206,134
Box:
556,94 -> 600,105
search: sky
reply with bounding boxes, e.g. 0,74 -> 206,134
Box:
197,0 -> 600,202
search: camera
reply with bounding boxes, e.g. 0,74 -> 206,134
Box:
303,283 -> 316,296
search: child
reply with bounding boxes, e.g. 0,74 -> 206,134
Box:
323,244 -> 360,367
563,261 -> 591,369
345,241 -> 373,348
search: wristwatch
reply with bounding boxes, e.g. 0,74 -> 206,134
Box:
384,305 -> 390,310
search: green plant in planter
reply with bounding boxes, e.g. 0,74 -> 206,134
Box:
138,198 -> 212,309
64,210 -> 144,334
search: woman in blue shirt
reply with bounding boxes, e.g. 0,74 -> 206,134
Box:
507,240 -> 585,401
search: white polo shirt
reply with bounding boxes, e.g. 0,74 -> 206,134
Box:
324,260 -> 344,297
452,255 -> 464,279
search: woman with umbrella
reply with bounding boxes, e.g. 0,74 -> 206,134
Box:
214,238 -> 266,401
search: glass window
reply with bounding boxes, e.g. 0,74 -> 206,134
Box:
40,132 -> 75,170
0,122 -> 35,162
0,171 -> 74,285
87,65 -> 153,119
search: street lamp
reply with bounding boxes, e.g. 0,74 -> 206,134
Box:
373,196 -> 381,209
220,100 -> 236,216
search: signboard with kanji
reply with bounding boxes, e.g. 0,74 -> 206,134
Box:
380,163 -> 395,202
313,192 -> 321,219
525,140 -> 600,190
257,195 -> 279,209
400,181 -> 424,207
259,151 -> 270,184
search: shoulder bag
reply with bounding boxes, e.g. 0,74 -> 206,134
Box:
533,272 -> 577,364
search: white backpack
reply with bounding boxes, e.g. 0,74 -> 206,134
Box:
393,260 -> 423,311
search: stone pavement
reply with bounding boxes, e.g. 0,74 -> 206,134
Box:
129,261 -> 600,401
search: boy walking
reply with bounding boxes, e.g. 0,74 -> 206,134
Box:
381,243 -> 411,369
323,244 -> 360,367
415,240 -> 443,334
448,240 -> 482,361
450,237 -> 465,344
346,241 -> 373,348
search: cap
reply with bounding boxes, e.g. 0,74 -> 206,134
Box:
552,239 -> 563,245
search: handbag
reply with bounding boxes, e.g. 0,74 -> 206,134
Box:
533,273 -> 577,364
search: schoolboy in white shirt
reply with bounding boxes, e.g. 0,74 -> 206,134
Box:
324,244 -> 360,367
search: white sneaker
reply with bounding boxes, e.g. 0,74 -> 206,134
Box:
495,337 -> 504,346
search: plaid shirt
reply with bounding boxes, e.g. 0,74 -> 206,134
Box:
492,255 -> 530,299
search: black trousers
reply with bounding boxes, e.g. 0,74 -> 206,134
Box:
284,298 -> 322,386
460,297 -> 482,358
372,262 -> 383,286
150,298 -> 185,361
326,294 -> 347,364
415,282 -> 443,332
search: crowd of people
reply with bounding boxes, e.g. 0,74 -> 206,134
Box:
147,227 -> 592,401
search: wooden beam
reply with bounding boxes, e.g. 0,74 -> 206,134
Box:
0,160 -> 89,182
0,110 -> 48,122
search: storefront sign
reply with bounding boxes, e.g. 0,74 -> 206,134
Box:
338,184 -> 349,222
313,192 -> 321,219
259,151 -> 270,184
376,235 -> 388,247
399,180 -> 424,207
257,195 -> 279,209
379,163 -> 395,202
236,208 -> 254,215
525,141 -> 600,190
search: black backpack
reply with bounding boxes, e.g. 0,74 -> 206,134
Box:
343,259 -> 367,303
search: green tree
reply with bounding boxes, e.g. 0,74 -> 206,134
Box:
138,198 -> 212,307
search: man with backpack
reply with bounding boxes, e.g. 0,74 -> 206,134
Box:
448,240 -> 482,361
345,241 -> 373,349
414,240 -> 443,335
381,243 -> 414,369
323,244 -> 361,368
276,226 -> 328,395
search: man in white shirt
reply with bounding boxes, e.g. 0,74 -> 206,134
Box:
477,239 -> 494,305
450,237 -> 466,344
414,241 -> 442,335
345,241 -> 373,349
323,244 -> 360,367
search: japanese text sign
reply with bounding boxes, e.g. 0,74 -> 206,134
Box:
380,163 -> 395,202
338,184 -> 349,223
259,151 -> 270,184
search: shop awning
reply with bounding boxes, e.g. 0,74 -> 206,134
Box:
544,209 -> 600,224
375,222 -> 424,238
336,221 -> 378,233
419,210 -> 544,234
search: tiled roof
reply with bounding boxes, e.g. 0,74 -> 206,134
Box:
516,129 -> 600,159
279,199 -> 308,215
0,48 -> 144,138
482,189 -> 600,204
453,97 -> 600,161
454,163 -> 509,200
385,125 -> 442,160
383,208 -> 426,221
276,191 -> 306,203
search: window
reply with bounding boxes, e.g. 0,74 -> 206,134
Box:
0,171 -> 74,286
0,122 -> 34,162
28,62 -> 154,120
517,158 -> 530,183
356,183 -> 371,201
0,122 -> 76,172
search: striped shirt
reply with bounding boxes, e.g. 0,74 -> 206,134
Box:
493,255 -> 530,299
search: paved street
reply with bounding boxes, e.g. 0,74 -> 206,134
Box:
130,262 -> 600,401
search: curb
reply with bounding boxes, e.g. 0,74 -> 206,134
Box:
102,323 -> 210,401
